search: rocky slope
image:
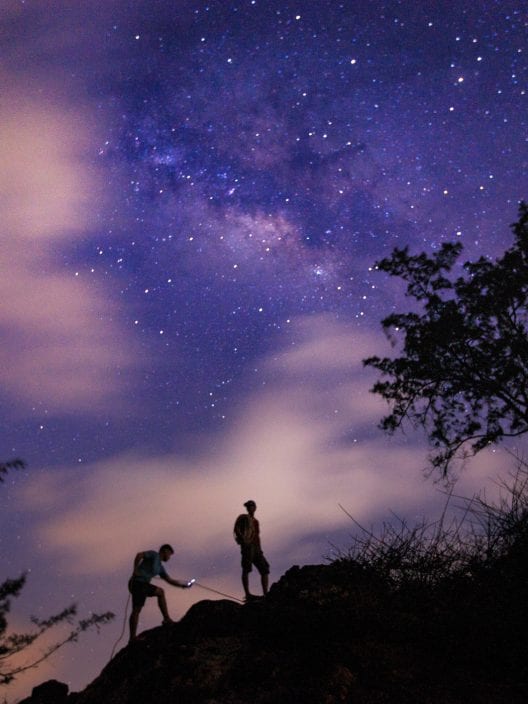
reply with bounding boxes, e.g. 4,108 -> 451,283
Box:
19,561 -> 528,704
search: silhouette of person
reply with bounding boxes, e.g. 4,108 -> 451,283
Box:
128,544 -> 192,641
233,500 -> 270,600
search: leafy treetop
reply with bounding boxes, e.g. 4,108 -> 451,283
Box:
364,202 -> 528,477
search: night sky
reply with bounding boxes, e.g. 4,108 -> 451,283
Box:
1,0 -> 527,698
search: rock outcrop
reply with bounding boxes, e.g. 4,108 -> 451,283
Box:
19,562 -> 528,704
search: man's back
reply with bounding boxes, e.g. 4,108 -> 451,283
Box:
234,513 -> 259,546
134,550 -> 166,582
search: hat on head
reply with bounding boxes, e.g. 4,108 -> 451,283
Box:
244,500 -> 256,508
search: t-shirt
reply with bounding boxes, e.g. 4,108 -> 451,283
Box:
234,514 -> 261,548
133,550 -> 168,583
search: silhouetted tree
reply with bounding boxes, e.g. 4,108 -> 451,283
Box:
364,202 -> 528,476
0,460 -> 114,685
0,459 -> 25,483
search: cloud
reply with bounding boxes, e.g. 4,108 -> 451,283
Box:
0,91 -> 134,413
21,313 -> 498,580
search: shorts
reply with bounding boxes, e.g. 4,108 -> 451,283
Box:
128,578 -> 158,609
241,544 -> 270,575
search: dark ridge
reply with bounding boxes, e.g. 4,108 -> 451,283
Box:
19,554 -> 528,704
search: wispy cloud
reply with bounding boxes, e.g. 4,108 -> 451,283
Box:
21,314 -> 497,579
0,91 -> 134,413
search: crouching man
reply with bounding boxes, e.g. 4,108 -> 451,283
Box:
128,543 -> 192,641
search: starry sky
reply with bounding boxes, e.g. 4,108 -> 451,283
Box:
1,0 -> 527,698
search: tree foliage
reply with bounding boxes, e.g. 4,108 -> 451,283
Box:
364,202 -> 528,476
0,459 -> 25,483
0,461 -> 114,686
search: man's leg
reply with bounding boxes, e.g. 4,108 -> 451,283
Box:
241,545 -> 253,599
154,586 -> 173,623
129,606 -> 142,641
255,552 -> 270,596
242,569 -> 251,598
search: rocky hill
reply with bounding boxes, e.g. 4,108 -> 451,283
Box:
19,558 -> 528,704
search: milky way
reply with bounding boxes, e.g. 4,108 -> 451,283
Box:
47,1 -> 527,447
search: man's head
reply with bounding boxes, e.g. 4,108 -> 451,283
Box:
159,544 -> 175,561
244,500 -> 257,516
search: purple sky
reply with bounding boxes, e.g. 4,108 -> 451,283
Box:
1,1 -> 527,699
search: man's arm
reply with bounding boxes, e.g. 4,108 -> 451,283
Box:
161,574 -> 192,589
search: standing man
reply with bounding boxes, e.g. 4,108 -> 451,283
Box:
128,544 -> 192,641
234,500 -> 270,600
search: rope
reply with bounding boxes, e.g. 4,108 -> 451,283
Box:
109,579 -> 243,660
110,593 -> 130,660
194,581 -> 245,603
